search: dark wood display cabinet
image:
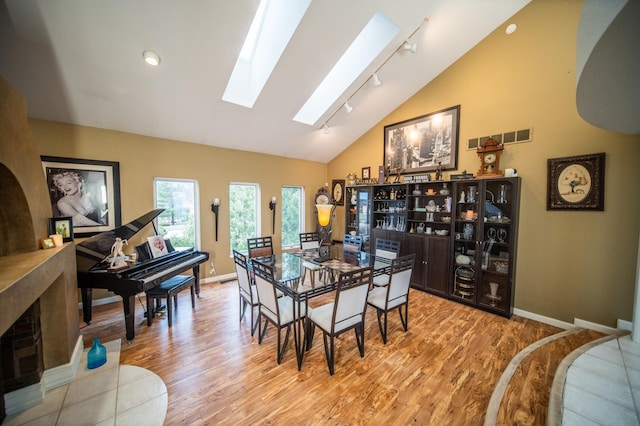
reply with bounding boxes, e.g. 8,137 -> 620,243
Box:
450,177 -> 521,317
344,177 -> 520,317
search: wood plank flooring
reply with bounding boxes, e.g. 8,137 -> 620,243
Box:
79,281 -> 583,425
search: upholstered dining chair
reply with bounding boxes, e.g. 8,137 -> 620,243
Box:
233,250 -> 259,336
367,254 -> 415,344
305,266 -> 373,375
342,234 -> 363,253
253,260 -> 306,364
299,232 -> 324,287
372,238 -> 401,287
247,236 -> 274,258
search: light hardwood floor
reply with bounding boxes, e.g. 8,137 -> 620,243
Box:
80,280 -> 572,425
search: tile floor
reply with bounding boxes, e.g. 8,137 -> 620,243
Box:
3,339 -> 167,426
563,334 -> 640,425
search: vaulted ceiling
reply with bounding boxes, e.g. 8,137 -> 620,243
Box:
0,1 -> 530,163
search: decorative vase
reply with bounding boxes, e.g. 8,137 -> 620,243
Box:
87,337 -> 107,369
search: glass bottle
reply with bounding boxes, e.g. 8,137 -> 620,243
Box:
87,337 -> 107,369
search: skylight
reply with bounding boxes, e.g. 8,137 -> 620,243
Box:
223,0 -> 312,108
293,11 -> 400,126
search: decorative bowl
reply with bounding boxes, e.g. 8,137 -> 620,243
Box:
435,229 -> 449,236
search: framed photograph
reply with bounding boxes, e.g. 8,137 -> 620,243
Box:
384,105 -> 460,174
331,179 -> 345,206
41,156 -> 122,237
40,238 -> 55,250
48,216 -> 74,242
547,152 -> 605,211
362,167 -> 370,180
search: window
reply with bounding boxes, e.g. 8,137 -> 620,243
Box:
229,183 -> 260,253
281,186 -> 304,249
154,178 -> 199,249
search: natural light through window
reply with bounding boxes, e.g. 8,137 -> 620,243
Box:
222,0 -> 312,108
293,11 -> 400,126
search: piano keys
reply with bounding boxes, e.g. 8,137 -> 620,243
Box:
76,209 -> 209,341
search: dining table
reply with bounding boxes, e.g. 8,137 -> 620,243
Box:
251,245 -> 391,370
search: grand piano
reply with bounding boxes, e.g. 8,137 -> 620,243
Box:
76,209 -> 209,341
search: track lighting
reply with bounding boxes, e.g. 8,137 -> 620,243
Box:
371,73 -> 381,87
323,124 -> 329,134
343,101 -> 353,114
143,50 -> 161,66
403,42 -> 417,53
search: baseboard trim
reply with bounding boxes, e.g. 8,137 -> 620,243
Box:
4,335 -> 83,415
513,308 -> 573,330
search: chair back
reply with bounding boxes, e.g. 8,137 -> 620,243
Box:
374,238 -> 400,269
387,254 -> 415,303
233,250 -> 252,296
343,234 -> 363,253
331,267 -> 373,333
252,260 -> 279,322
247,236 -> 274,258
299,232 -> 320,250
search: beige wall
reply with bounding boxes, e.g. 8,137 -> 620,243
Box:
26,0 -> 640,327
30,119 -> 327,290
329,0 -> 640,327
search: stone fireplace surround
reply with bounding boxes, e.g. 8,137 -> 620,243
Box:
0,77 -> 82,415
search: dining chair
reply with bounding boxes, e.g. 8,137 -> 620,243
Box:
372,238 -> 401,287
299,232 -> 324,287
367,254 -> 415,344
305,266 -> 373,375
233,250 -> 259,336
247,236 -> 274,258
342,234 -> 363,253
253,260 -> 306,364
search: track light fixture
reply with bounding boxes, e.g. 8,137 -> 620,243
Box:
319,18 -> 427,134
403,42 -> 417,53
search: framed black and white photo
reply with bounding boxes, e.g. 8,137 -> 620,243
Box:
41,156 -> 121,237
384,105 -> 460,174
547,152 -> 605,211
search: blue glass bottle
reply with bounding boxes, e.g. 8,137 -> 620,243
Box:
87,337 -> 107,369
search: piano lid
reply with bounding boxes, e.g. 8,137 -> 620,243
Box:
76,209 -> 164,271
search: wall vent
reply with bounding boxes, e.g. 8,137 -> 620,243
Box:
467,127 -> 533,150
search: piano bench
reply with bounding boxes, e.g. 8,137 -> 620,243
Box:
145,275 -> 196,327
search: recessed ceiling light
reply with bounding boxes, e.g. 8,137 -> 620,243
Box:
505,23 -> 518,35
143,51 -> 160,66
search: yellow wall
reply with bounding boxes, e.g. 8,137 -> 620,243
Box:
27,0 -> 640,327
329,0 -> 640,327
30,119 -> 327,288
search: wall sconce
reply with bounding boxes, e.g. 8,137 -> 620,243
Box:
211,197 -> 220,241
269,196 -> 277,234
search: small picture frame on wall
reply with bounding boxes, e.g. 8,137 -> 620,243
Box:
48,216 -> 74,242
547,152 -> 605,211
361,167 -> 370,180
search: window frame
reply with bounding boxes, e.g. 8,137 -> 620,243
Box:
153,177 -> 200,250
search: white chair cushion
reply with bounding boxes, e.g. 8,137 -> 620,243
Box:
302,260 -> 322,271
372,273 -> 390,287
262,295 -> 306,326
367,286 -> 407,310
308,303 -> 362,334
239,284 -> 259,306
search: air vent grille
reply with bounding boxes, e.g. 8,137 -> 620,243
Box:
467,127 -> 533,150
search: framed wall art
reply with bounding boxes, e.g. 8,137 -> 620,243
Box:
331,179 -> 345,206
384,105 -> 460,175
361,167 -> 370,180
48,216 -> 74,242
547,152 -> 605,210
41,156 -> 122,237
